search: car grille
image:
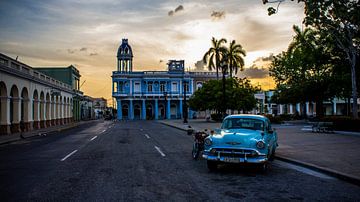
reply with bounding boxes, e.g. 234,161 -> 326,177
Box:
215,148 -> 258,158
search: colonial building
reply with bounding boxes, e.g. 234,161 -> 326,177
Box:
255,90 -> 360,116
0,53 -> 74,135
112,39 -> 218,120
34,65 -> 83,121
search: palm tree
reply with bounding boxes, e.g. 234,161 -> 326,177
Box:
226,40 -> 246,78
202,37 -> 227,80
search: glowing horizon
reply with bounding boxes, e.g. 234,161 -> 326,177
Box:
0,0 -> 305,106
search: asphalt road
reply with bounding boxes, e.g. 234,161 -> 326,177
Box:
0,120 -> 359,201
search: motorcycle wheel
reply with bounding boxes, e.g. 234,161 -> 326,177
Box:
192,142 -> 200,160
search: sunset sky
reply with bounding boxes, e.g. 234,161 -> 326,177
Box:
0,0 -> 305,106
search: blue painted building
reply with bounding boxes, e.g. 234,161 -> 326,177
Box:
112,39 -> 217,120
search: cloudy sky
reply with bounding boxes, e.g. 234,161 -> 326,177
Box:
0,0 -> 304,105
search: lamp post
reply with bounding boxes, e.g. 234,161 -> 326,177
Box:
163,91 -> 167,119
183,80 -> 188,124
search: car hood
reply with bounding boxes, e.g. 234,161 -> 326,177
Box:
211,129 -> 264,148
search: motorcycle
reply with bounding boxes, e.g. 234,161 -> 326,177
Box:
191,130 -> 210,160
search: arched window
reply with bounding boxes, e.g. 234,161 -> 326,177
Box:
160,83 -> 166,92
148,83 -> 153,92
113,82 -> 118,92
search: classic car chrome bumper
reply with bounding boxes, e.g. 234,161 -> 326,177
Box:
202,147 -> 268,164
202,154 -> 268,164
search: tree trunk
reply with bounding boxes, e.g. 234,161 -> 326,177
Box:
315,100 -> 324,118
350,51 -> 358,118
222,71 -> 226,117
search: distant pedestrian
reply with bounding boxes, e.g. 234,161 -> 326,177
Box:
20,120 -> 25,139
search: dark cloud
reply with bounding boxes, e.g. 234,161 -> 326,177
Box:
254,53 -> 274,63
240,64 -> 269,79
194,60 -> 205,71
80,47 -> 87,51
211,11 -> 225,20
168,5 -> 184,16
174,5 -> 184,13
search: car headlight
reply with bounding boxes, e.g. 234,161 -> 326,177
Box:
256,141 -> 265,149
204,138 -> 212,146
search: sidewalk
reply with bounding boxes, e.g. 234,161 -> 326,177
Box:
159,119 -> 360,185
0,119 -> 100,145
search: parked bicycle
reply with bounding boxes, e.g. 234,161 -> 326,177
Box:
191,130 -> 210,160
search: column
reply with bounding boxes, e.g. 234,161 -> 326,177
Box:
179,99 -> 183,119
289,104 -> 293,114
0,96 -> 11,134
34,99 -> 40,129
142,99 -> 146,120
129,99 -> 134,120
46,100 -> 51,127
23,98 -> 31,131
117,99 -> 122,120
333,98 -> 337,115
154,99 -> 158,120
279,104 -> 283,115
40,100 -> 45,128
166,99 -> 171,119
11,97 -> 21,133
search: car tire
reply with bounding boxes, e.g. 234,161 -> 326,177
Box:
192,143 -> 199,160
269,148 -> 275,161
259,163 -> 268,173
207,160 -> 218,171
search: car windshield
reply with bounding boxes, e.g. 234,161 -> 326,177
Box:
221,118 -> 265,131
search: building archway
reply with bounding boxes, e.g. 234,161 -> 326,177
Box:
122,104 -> 129,119
146,104 -> 153,120
134,104 -> 141,120
21,87 -> 30,131
159,104 -> 165,119
33,90 -> 39,129
40,91 -> 45,128
170,104 -> 177,119
0,81 -> 8,134
46,93 -> 50,127
10,85 -> 20,133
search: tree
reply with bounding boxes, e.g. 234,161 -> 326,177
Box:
270,26 -> 338,117
202,37 -> 227,80
226,40 -> 246,78
264,0 -> 360,118
189,78 -> 258,114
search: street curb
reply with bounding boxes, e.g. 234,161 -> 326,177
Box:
160,121 -> 360,186
0,122 -> 86,145
275,155 -> 360,186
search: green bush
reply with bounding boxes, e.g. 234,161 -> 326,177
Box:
320,116 -> 360,132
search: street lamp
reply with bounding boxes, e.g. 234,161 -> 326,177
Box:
183,80 -> 188,124
163,91 -> 167,119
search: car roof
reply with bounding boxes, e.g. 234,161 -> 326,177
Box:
224,114 -> 268,121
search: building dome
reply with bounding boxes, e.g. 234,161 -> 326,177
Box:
117,39 -> 133,59
116,39 -> 133,72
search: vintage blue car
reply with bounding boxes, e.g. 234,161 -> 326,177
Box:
202,114 -> 278,171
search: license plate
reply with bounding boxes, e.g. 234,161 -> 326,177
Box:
224,157 -> 241,163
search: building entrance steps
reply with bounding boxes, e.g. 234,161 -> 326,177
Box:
159,119 -> 360,185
